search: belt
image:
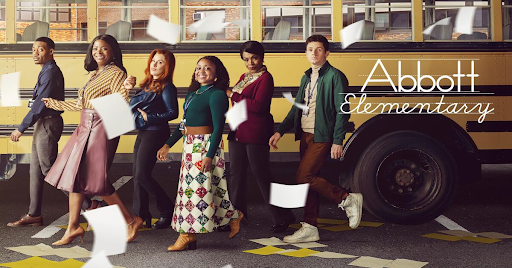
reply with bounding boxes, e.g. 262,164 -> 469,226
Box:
41,114 -> 60,120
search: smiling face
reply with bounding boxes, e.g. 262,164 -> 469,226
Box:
306,41 -> 329,66
150,53 -> 166,79
195,59 -> 216,86
92,39 -> 113,69
242,51 -> 263,74
32,41 -> 53,65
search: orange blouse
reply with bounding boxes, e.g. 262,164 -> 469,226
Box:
46,64 -> 128,111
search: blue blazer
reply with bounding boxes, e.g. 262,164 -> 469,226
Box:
129,82 -> 179,130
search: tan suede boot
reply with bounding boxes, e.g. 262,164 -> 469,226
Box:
167,233 -> 197,251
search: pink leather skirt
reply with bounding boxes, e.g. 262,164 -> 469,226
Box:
45,108 -> 118,195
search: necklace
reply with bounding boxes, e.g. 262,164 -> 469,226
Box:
196,85 -> 214,95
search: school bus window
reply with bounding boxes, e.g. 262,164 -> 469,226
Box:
343,1 -> 413,41
15,0 -> 87,42
0,2 -> 5,43
423,0 -> 490,41
262,0 -> 332,41
503,0 -> 512,40
98,0 -> 169,42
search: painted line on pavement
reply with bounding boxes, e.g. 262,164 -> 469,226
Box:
31,176 -> 132,239
435,215 -> 470,232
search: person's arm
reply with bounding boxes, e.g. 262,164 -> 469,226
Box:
206,91 -> 229,159
276,76 -> 306,136
164,124 -> 183,148
146,83 -> 179,125
231,73 -> 274,113
333,73 -> 350,145
110,69 -> 129,101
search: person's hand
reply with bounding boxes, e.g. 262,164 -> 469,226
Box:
123,75 -> 136,90
41,98 -> 51,108
331,144 -> 343,159
200,157 -> 212,173
269,132 -> 282,150
137,108 -> 148,122
10,129 -> 22,142
226,89 -> 233,98
157,144 -> 170,161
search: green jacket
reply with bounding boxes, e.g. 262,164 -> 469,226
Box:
276,61 -> 350,145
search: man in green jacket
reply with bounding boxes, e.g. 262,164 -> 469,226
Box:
269,35 -> 363,243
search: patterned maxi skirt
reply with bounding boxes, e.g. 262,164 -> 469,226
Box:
171,134 -> 240,233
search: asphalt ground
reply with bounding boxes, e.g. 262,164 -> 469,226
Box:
0,163 -> 511,268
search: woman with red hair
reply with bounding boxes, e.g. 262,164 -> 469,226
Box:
126,49 -> 179,229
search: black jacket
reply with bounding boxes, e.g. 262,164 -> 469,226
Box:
129,82 -> 179,130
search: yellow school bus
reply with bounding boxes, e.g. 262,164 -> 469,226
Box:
0,0 -> 511,224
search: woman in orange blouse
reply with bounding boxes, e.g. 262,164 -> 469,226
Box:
42,35 -> 143,245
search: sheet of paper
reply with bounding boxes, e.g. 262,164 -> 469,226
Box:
278,248 -> 320,258
224,19 -> 249,28
270,182 -> 309,208
320,225 -> 353,232
438,230 -> 475,237
5,243 -> 54,256
317,218 -> 348,225
290,241 -> 328,248
147,14 -> 180,45
82,205 -> 127,257
82,250 -> 113,268
340,20 -> 365,49
311,251 -> 358,259
221,265 -> 233,268
89,93 -> 135,140
249,237 -> 289,246
385,259 -> 429,268
423,17 -> 451,35
225,99 -> 247,130
0,256 -> 60,268
0,72 -> 21,107
243,245 -> 286,256
476,232 -> 512,239
358,221 -> 384,228
349,256 -> 394,268
454,6 -> 477,35
461,236 -> 501,244
188,12 -> 226,34
282,92 -> 309,112
50,246 -> 92,259
421,233 -> 462,242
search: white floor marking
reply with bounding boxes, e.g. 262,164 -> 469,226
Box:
32,176 -> 132,239
435,215 -> 470,232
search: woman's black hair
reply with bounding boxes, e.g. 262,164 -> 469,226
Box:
84,34 -> 126,74
188,56 -> 230,92
239,40 -> 265,61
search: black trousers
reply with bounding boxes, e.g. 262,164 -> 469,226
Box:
132,128 -> 172,219
228,140 -> 295,224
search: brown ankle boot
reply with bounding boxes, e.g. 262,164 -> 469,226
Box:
229,212 -> 244,239
167,233 -> 197,251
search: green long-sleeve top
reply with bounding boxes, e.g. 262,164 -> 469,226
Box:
165,85 -> 228,158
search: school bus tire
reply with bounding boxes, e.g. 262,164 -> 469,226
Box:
352,130 -> 458,225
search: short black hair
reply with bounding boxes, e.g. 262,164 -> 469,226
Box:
306,35 -> 329,52
84,34 -> 126,74
35,37 -> 55,50
239,41 -> 265,61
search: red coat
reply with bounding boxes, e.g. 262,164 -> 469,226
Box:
228,71 -> 275,145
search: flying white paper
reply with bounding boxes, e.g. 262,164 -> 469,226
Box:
225,99 -> 247,130
89,93 -> 134,140
0,72 -> 21,107
340,20 -> 365,49
189,12 -> 226,34
282,92 -> 309,112
423,17 -> 452,35
82,250 -> 114,268
454,6 -> 477,35
147,15 -> 180,45
82,205 -> 127,257
270,183 -> 309,209
224,19 -> 250,28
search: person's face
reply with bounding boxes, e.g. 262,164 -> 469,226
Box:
150,53 -> 166,79
92,39 -> 113,68
32,41 -> 53,65
306,41 -> 329,66
242,51 -> 263,74
195,59 -> 216,86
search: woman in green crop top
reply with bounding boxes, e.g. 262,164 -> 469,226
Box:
157,56 -> 244,251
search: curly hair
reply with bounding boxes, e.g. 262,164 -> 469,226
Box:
84,34 -> 126,74
188,56 -> 230,92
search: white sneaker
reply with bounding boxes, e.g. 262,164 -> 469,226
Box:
283,222 -> 320,243
339,193 -> 363,229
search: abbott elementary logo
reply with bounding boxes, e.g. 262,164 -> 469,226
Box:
340,59 -> 494,123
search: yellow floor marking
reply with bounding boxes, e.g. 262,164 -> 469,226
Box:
0,256 -> 59,268
476,232 -> 512,239
461,236 -> 501,244
358,221 -> 384,227
320,225 -> 354,232
278,248 -> 320,258
317,218 -> 348,225
422,233 -> 462,241
243,246 -> 286,256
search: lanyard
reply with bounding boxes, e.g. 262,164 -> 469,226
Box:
77,64 -> 112,107
182,85 -> 214,119
306,78 -> 319,107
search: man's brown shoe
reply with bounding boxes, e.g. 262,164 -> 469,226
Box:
7,214 -> 43,227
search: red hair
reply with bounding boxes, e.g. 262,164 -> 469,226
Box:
139,49 -> 175,94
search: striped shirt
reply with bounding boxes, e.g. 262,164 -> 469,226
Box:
47,64 -> 128,111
